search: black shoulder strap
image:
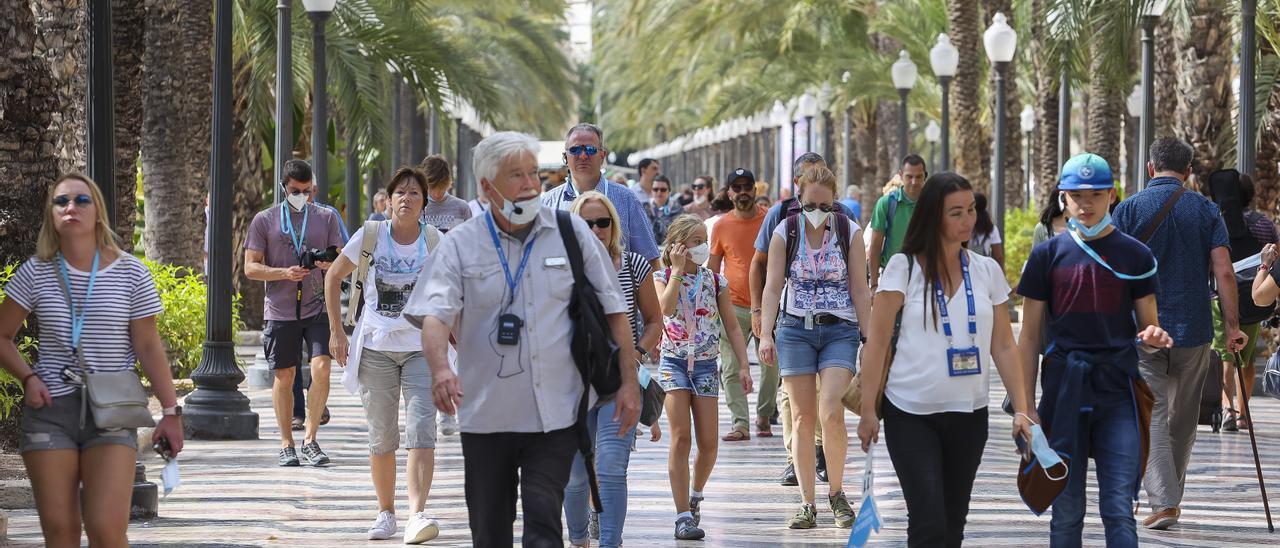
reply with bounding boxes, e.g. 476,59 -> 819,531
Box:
556,210 -> 586,285
784,213 -> 800,278
833,212 -> 852,260
1138,186 -> 1186,244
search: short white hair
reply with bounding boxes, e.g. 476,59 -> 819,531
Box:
473,131 -> 540,184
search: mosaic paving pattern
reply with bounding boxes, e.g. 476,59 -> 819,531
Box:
5,353 -> 1280,546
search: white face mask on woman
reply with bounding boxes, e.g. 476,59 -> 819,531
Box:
803,209 -> 829,228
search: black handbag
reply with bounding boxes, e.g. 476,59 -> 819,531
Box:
639,365 -> 666,426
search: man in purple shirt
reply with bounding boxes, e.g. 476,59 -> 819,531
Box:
244,159 -> 346,468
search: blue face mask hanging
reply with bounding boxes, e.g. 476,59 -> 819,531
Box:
1066,211 -> 1112,238
1066,213 -> 1159,281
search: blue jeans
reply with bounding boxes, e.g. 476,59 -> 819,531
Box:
1049,397 -> 1141,548
563,400 -> 635,547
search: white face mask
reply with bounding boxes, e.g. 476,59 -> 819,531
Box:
493,190 -> 542,225
688,242 -> 711,265
803,209 -> 829,228
286,193 -> 308,212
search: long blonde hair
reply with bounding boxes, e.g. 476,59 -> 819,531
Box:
36,173 -> 123,261
570,191 -> 623,259
661,215 -> 705,268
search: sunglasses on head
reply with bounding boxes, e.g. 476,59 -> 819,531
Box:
53,194 -> 93,207
802,203 -> 834,213
567,145 -> 601,158
728,183 -> 753,192
583,217 -> 613,229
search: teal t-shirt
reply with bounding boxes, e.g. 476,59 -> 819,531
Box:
870,190 -> 916,264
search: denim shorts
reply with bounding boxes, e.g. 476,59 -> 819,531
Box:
657,356 -> 720,397
19,390 -> 138,454
775,314 -> 860,377
358,349 -> 436,455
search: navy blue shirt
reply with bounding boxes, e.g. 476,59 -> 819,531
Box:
1018,229 -> 1159,351
1112,177 -> 1229,347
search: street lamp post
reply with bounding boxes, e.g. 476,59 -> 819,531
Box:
273,0 -> 292,205
1126,84 -> 1143,194
772,101 -> 788,185
1058,56 -> 1071,170
799,92 -> 818,156
88,0 -> 114,225
1020,105 -> 1036,207
891,50 -> 918,162
1241,0 -> 1257,175
925,120 -> 941,173
186,0 -> 259,441
931,34 -> 959,171
305,0 -> 336,202
1139,0 -> 1166,188
984,11 -> 1017,236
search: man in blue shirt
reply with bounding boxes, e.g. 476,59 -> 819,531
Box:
839,186 -> 862,224
542,123 -> 661,269
1111,137 -> 1245,531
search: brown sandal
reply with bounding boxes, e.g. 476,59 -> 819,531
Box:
755,420 -> 774,437
721,429 -> 750,442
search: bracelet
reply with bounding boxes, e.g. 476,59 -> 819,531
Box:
1015,412 -> 1037,425
20,371 -> 37,386
750,307 -> 762,313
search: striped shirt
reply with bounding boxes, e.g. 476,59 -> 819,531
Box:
4,253 -> 163,398
542,173 -> 661,261
616,251 -> 653,344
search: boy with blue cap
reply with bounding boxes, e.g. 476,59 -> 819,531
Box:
1015,153 -> 1173,547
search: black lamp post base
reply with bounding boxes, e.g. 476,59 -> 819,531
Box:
129,462 -> 157,521
184,388 -> 259,440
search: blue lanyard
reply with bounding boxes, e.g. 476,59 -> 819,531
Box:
680,268 -> 705,309
484,213 -> 539,305
279,203 -> 309,256
380,220 -> 427,273
933,251 -> 976,348
57,250 -> 100,352
1067,229 -> 1158,280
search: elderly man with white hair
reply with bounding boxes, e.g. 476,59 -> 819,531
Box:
404,131 -> 640,547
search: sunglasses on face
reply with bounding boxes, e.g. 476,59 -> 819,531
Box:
285,187 -> 310,196
691,184 -> 707,190
583,217 -> 613,229
53,194 -> 93,207
728,183 -> 753,193
567,145 -> 601,158
653,187 -> 670,193
802,203 -> 834,213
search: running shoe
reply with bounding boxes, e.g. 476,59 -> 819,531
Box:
674,516 -> 705,540
368,510 -> 396,540
780,462 -> 798,486
404,511 -> 440,544
829,491 -> 856,528
690,494 -> 704,526
278,446 -> 300,467
440,414 -> 459,436
300,440 -> 330,466
788,503 -> 818,529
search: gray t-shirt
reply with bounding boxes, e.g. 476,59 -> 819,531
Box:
422,195 -> 473,232
245,203 -> 346,321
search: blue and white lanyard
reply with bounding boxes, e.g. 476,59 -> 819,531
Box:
380,220 -> 427,273
57,250 -> 100,353
484,213 -> 539,306
279,203 -> 309,256
933,251 -> 977,348
1067,229 -> 1158,280
799,216 -> 836,278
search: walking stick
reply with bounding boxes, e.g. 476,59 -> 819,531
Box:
1234,350 -> 1275,533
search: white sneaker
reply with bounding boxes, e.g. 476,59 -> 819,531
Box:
440,414 -> 459,436
405,511 -> 440,544
368,510 -> 397,540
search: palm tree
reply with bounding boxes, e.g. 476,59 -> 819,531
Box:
113,0 -> 145,251
1029,0 -> 1062,205
1173,0 -> 1235,183
947,0 -> 990,190
31,0 -> 88,176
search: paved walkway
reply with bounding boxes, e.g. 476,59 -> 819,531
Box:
5,356 -> 1280,546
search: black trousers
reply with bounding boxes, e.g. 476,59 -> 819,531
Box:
462,427 -> 578,548
882,399 -> 989,548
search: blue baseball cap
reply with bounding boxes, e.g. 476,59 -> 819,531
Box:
1058,153 -> 1113,190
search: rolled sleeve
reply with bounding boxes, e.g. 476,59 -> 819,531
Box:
402,237 -> 464,328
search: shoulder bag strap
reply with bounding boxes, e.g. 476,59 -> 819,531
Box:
55,269 -> 92,427
345,220 -> 382,327
424,223 -> 441,252
1138,186 -> 1187,244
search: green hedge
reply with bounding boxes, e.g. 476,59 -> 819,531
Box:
1003,207 -> 1040,294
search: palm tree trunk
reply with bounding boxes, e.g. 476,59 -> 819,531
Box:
233,56 -> 265,329
1174,0 -> 1234,185
142,0 -> 212,269
112,0 -> 144,252
0,0 -> 62,267
1029,0 -> 1060,207
1253,37 -> 1280,219
1086,40 -> 1124,185
1154,16 -> 1180,138
984,2 -> 1023,210
853,104 -> 880,218
948,0 -> 991,192
32,0 -> 87,176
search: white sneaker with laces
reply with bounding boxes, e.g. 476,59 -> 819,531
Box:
368,510 -> 396,541
405,511 -> 440,544
440,414 -> 459,436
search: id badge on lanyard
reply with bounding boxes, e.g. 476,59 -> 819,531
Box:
800,217 -> 834,330
935,252 -> 982,377
680,269 -> 705,374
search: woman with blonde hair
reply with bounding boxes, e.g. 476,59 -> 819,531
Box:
562,190 -> 664,548
0,173 -> 183,547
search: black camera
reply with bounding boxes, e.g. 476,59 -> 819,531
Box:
300,245 -> 340,269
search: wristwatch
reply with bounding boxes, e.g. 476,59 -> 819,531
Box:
634,345 -> 650,360
162,405 -> 183,417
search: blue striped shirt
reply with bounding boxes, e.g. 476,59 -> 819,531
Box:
542,173 -> 661,261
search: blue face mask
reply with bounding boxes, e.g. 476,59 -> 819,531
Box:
1067,211 -> 1112,238
1028,424 -> 1067,480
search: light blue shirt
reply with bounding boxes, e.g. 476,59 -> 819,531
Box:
543,172 -> 661,261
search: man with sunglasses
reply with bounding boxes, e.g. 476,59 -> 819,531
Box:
685,176 -> 715,220
643,175 -> 684,242
543,123 -> 661,269
632,158 -> 661,202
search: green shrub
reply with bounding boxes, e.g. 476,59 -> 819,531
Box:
0,263 -> 38,421
145,260 -> 243,379
1003,206 -> 1040,295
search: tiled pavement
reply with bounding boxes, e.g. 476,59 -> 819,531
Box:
5,352 -> 1280,546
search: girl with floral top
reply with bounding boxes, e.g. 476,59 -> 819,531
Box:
653,214 -> 752,540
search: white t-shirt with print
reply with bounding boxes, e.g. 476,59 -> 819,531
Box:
877,250 -> 1011,415
771,215 -> 862,322
340,223 -> 430,351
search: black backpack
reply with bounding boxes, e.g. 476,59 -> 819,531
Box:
783,211 -> 853,278
1208,169 -> 1276,324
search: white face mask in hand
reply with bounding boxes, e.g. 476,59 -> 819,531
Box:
687,242 -> 711,265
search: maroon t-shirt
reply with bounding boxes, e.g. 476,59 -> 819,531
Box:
244,203 -> 346,321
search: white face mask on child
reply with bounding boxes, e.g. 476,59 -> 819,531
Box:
687,242 -> 710,265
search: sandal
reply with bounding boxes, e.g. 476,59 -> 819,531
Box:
755,420 -> 773,437
1224,409 -> 1240,432
721,428 -> 750,442
320,406 -> 331,426
291,417 -> 305,431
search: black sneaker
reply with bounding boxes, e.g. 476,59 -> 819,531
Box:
674,516 -> 705,540
780,462 -> 798,486
300,440 -> 330,466
278,446 -> 300,467
816,445 -> 828,483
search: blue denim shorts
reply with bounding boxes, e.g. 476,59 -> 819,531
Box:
775,314 -> 860,377
657,356 -> 720,397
